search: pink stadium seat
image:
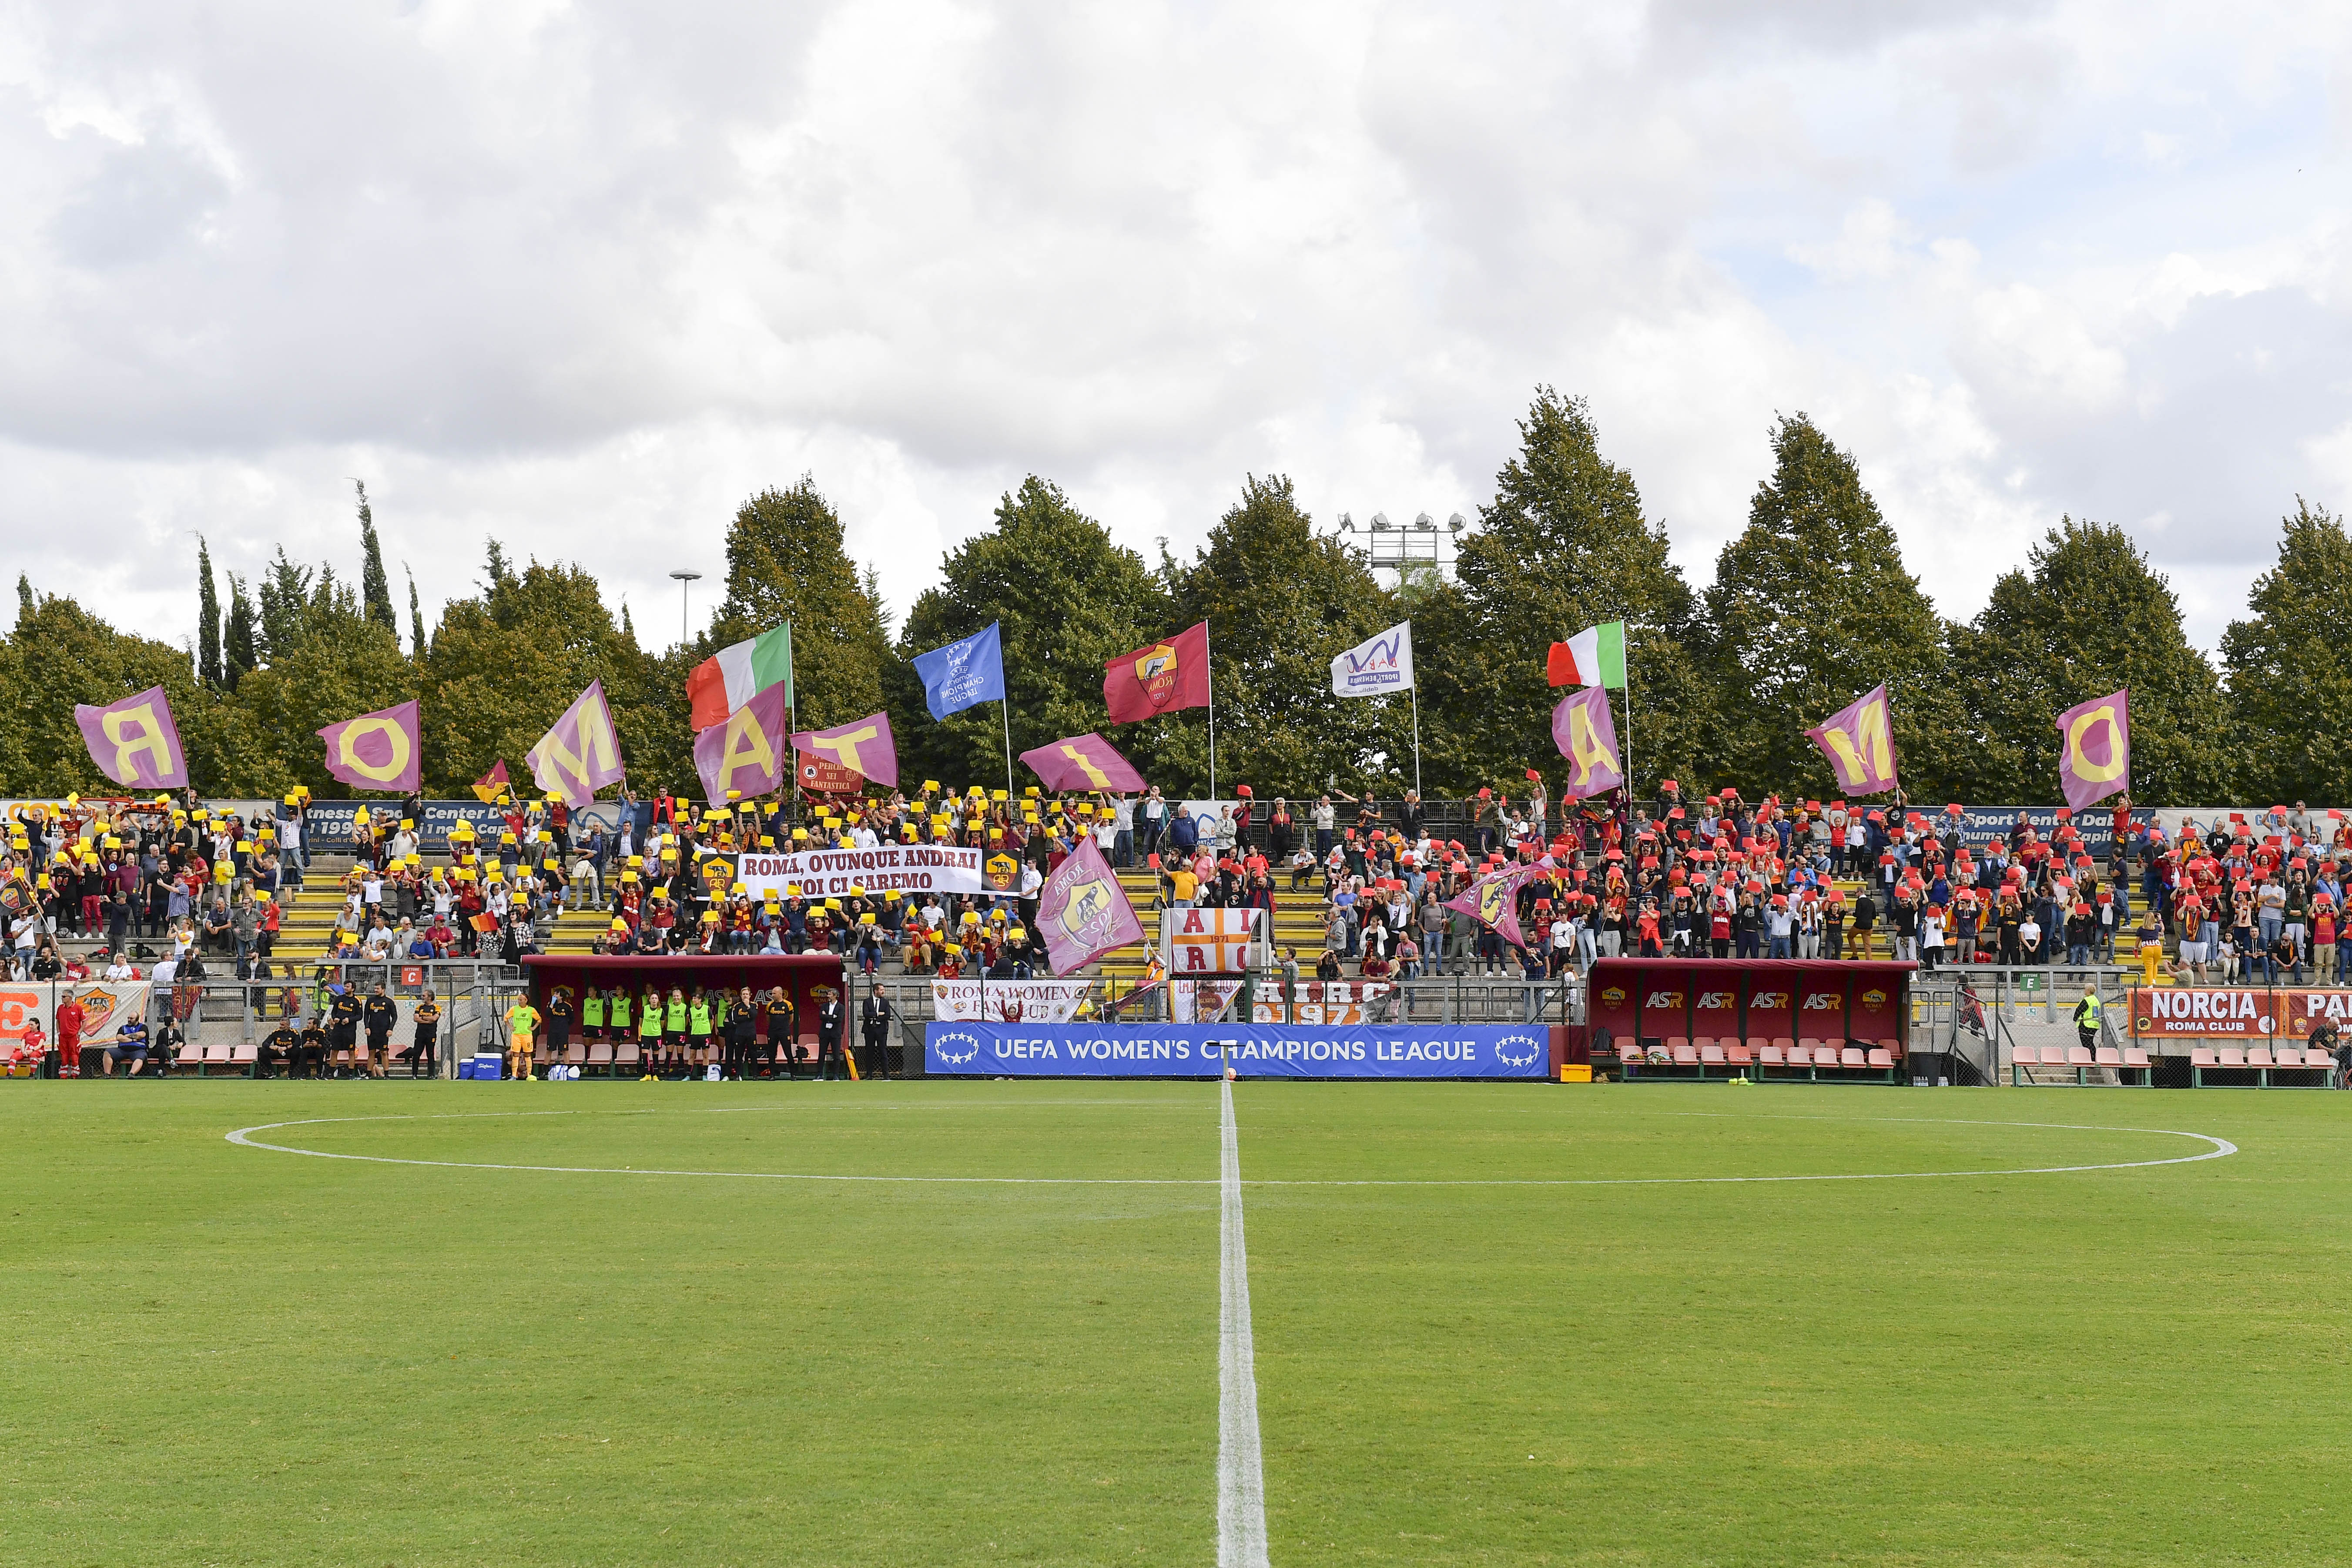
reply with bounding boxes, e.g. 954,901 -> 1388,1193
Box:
2124,1048 -> 2150,1067
2067,1046 -> 2094,1066
2095,1047 -> 2122,1067
230,1041 -> 258,1067
1666,1035 -> 1690,1054
615,1041 -> 641,1068
563,1041 -> 589,1067
1839,1047 -> 1866,1068
1771,1036 -> 1796,1055
1724,1042 -> 1753,1065
1798,1036 -> 1827,1055
2245,1046 -> 2274,1068
1689,1036 -> 1713,1050
1757,1045 -> 1785,1065
1699,1045 -> 1725,1066
2189,1048 -> 2216,1067
1746,1037 -> 1770,1056
2216,1047 -> 2245,1067
1866,1048 -> 1894,1069
587,1042 -> 614,1069
1671,1044 -> 1699,1065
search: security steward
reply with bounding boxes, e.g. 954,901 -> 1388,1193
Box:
362,984 -> 399,1080
2071,986 -> 2104,1055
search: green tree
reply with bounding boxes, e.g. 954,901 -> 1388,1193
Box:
219,574 -> 413,797
5,590 -> 214,794
418,550 -> 673,797
223,574 -> 258,690
1697,413 -> 1966,802
2221,499 -> 2352,803
1950,519 -> 2229,804
705,478 -> 890,729
1163,475 -> 1403,797
406,567 -> 428,660
885,476 -> 1175,793
196,538 -> 222,691
355,481 -> 399,641
256,549 -> 316,664
1416,389 -> 1708,801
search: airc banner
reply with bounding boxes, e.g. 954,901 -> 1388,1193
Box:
924,1021 -> 1551,1079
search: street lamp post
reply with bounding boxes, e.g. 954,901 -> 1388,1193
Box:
669,570 -> 702,649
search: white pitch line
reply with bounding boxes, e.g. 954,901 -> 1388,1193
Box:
1218,1074 -> 1271,1568
221,1112 -> 2238,1187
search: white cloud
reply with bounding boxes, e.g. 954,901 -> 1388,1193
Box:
0,0 -> 2347,663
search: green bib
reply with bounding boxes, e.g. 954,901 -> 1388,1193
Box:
610,997 -> 631,1027
689,1002 -> 711,1035
666,999 -> 687,1031
583,997 -> 605,1026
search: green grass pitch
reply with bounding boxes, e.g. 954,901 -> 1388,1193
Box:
3,1080 -> 2347,1566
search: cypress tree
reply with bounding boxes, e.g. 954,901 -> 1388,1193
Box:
197,536 -> 223,690
355,481 -> 399,639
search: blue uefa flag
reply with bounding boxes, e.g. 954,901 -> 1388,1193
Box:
912,622 -> 1006,720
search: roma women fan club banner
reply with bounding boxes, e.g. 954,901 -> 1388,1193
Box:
734,843 -> 987,899
931,978 -> 1095,1023
0,982 -> 153,1054
923,1022 -> 1551,1079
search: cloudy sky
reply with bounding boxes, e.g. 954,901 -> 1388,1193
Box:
3,0 -> 2346,659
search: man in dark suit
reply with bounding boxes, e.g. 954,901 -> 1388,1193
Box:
815,990 -> 845,1081
860,984 -> 896,1079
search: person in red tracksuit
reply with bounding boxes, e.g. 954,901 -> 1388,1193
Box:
54,990 -> 86,1079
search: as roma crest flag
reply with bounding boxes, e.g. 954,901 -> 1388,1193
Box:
2055,688 -> 2130,811
1037,838 -> 1145,975
1806,683 -> 1899,795
74,686 -> 189,789
693,684 -> 790,805
524,680 -> 626,807
317,700 -> 421,794
1549,686 -> 1624,799
1020,732 -> 1146,794
1103,621 -> 1210,723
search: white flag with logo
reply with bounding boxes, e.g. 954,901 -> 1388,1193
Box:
1330,622 -> 1414,697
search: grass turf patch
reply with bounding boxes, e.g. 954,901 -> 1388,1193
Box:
2,1080 -> 2345,1565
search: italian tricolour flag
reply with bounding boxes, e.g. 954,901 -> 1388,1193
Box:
687,623 -> 794,730
1546,621 -> 1626,688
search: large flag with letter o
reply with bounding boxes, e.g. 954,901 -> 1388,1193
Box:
317,700 -> 421,794
2055,688 -> 2129,810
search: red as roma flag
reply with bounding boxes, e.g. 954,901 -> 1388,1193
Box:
1103,621 -> 1210,723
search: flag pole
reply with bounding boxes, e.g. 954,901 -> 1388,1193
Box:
1410,682 -> 1422,799
1620,620 -> 1635,834
1206,620 -> 1217,804
1000,696 -> 1015,806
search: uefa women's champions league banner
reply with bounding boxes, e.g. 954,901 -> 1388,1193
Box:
923,1022 -> 1551,1079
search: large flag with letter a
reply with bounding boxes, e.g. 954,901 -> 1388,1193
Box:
1103,621 -> 1210,723
2055,688 -> 2129,811
791,711 -> 898,788
525,680 -> 626,806
693,684 -> 790,805
1019,732 -> 1146,794
1806,684 -> 1899,795
317,700 -> 421,794
74,686 -> 189,789
1038,838 -> 1146,975
1550,686 -> 1624,799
